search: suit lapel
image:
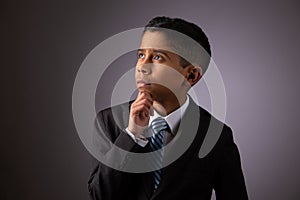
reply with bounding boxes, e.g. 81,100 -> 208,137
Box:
141,170 -> 154,199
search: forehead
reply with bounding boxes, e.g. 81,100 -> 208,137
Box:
139,31 -> 173,52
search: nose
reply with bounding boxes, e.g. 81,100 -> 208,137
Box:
137,64 -> 151,75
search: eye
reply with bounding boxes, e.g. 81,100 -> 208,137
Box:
138,53 -> 145,59
153,55 -> 162,61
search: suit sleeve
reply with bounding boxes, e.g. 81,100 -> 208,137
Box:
214,126 -> 248,200
87,109 -> 143,200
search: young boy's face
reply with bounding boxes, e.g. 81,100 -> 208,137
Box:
135,30 -> 191,102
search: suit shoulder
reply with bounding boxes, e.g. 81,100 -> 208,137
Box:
199,105 -> 232,132
97,101 -> 132,116
197,105 -> 234,150
96,101 -> 132,132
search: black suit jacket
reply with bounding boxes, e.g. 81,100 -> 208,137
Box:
88,98 -> 248,200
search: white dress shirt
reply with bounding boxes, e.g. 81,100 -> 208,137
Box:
126,96 -> 190,147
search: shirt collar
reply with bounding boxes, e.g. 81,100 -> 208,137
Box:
149,95 -> 190,135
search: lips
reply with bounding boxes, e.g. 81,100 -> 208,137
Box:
137,80 -> 151,88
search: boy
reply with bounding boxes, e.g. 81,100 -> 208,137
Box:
88,16 -> 248,200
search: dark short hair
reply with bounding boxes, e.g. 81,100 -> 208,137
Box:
144,16 -> 211,71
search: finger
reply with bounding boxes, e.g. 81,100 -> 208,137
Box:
131,104 -> 150,115
131,110 -> 150,121
134,92 -> 150,103
133,98 -> 152,109
141,93 -> 153,105
140,91 -> 153,100
132,95 -> 153,109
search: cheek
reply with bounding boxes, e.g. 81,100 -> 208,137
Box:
135,70 -> 138,78
151,66 -> 185,90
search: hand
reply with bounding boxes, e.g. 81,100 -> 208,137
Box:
128,92 -> 153,136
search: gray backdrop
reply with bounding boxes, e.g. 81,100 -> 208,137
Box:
2,0 -> 300,199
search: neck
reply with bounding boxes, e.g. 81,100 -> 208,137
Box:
153,94 -> 187,116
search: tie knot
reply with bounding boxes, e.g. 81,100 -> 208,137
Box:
151,117 -> 168,134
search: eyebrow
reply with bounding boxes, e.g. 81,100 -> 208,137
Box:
137,48 -> 171,60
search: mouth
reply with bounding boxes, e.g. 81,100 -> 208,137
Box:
137,80 -> 151,88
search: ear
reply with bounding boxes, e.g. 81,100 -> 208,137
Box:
186,66 -> 203,86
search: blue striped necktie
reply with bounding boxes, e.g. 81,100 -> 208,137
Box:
149,117 -> 169,192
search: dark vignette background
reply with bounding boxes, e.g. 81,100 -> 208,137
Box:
2,0 -> 300,199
